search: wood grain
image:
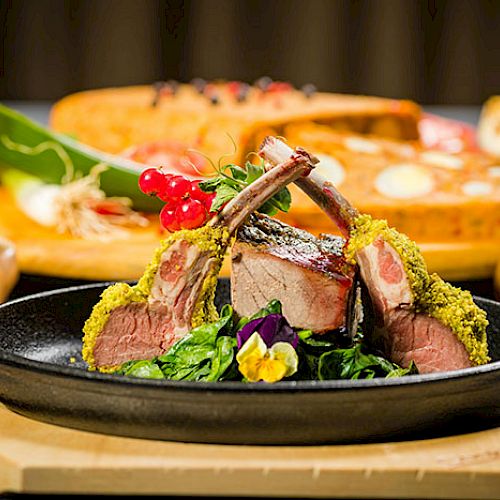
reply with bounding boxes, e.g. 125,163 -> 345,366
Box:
0,404 -> 499,497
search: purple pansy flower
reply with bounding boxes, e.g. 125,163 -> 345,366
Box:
236,314 -> 298,350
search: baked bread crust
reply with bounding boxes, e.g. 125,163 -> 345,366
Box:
50,83 -> 421,163
282,123 -> 500,243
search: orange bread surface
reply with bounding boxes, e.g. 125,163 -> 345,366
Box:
50,84 -> 421,164
282,123 -> 500,243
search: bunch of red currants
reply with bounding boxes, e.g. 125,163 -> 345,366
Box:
138,168 -> 216,232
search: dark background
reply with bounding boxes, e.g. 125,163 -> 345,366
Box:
1,0 -> 500,104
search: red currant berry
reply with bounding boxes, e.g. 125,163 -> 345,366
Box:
189,180 -> 208,201
157,174 -> 175,201
163,175 -> 191,200
138,168 -> 167,196
203,192 -> 217,213
159,204 -> 180,232
176,199 -> 207,229
160,172 -> 174,181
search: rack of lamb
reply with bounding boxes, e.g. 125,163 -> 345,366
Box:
83,145 -> 317,371
259,137 -> 489,374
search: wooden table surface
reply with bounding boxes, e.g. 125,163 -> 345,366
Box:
1,403 -> 500,498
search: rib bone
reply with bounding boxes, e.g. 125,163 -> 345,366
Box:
260,136 -> 357,236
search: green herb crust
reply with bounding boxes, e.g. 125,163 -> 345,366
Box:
346,214 -> 489,366
419,274 -> 489,366
346,214 -> 430,299
81,282 -> 145,372
82,224 -> 230,371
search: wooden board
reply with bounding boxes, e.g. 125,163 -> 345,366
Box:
0,404 -> 499,498
0,188 -> 498,282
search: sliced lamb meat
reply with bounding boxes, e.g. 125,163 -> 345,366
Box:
260,137 -> 489,374
83,143 -> 317,370
231,214 -> 355,333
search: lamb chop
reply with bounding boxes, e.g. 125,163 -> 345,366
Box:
231,213 -> 356,333
83,144 -> 316,371
260,137 -> 489,374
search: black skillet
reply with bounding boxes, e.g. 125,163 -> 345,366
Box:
0,279 -> 499,445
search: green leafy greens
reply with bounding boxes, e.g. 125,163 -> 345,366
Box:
159,305 -> 236,381
295,330 -> 417,380
198,159 -> 292,216
317,345 -> 417,380
116,301 -> 417,383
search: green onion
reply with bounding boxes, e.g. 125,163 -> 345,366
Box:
1,168 -> 60,226
0,104 -> 162,212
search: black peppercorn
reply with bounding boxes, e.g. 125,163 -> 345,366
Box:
236,83 -> 251,103
255,76 -> 272,91
301,83 -> 317,98
191,78 -> 207,94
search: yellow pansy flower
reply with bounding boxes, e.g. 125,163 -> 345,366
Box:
236,332 -> 298,383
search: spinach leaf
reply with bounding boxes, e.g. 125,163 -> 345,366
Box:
198,177 -> 223,192
228,164 -> 248,181
254,187 -> 291,216
317,344 -> 417,380
205,336 -> 237,381
256,199 -> 278,217
244,161 -> 265,184
233,299 -> 283,333
251,299 -> 282,318
156,305 -> 236,382
210,183 -> 240,212
117,359 -> 165,379
293,329 -> 344,380
298,329 -> 338,349
385,361 -> 418,378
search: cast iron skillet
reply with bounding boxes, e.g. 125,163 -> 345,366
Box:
0,279 -> 499,445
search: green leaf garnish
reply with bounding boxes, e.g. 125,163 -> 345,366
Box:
199,157 -> 292,216
317,344 -> 417,380
210,183 -> 239,212
118,359 -> 165,379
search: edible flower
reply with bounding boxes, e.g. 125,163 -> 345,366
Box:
236,332 -> 298,383
236,314 -> 299,383
236,314 -> 298,349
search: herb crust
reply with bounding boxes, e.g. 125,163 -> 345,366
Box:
346,214 -> 489,366
82,225 -> 230,371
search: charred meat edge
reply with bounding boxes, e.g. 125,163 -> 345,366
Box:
231,213 -> 356,333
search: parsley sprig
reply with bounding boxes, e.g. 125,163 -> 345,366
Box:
198,159 -> 292,216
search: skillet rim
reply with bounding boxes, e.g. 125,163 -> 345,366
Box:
0,281 -> 499,394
